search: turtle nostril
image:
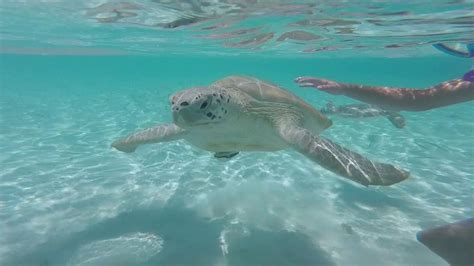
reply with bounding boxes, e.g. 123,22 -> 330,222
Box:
180,101 -> 189,106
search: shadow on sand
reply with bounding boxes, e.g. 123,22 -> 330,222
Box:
6,203 -> 335,266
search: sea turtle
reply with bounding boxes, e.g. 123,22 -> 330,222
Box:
321,101 -> 406,128
112,76 -> 409,186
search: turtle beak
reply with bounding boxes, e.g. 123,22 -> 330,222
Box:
176,108 -> 199,125
172,111 -> 180,124
172,105 -> 200,127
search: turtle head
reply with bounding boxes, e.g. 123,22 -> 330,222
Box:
170,86 -> 235,128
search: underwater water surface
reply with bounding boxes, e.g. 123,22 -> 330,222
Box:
1,1 -> 474,266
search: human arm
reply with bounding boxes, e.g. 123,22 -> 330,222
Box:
295,77 -> 474,112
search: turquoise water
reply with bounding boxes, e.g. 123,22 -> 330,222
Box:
1,1 -> 474,266
1,54 -> 473,266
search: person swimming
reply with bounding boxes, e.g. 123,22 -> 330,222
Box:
417,218 -> 474,266
433,43 -> 474,82
295,43 -> 474,112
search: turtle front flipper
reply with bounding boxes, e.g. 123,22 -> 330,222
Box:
276,122 -> 410,186
112,124 -> 186,153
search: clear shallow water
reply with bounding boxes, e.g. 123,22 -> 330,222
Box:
1,1 -> 474,266
1,55 -> 473,266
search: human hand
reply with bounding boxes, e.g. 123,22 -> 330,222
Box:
294,76 -> 345,95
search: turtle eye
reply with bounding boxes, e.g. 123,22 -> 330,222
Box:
180,101 -> 189,106
200,101 -> 208,109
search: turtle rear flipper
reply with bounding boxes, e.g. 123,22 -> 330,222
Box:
214,152 -> 239,159
386,113 -> 406,129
